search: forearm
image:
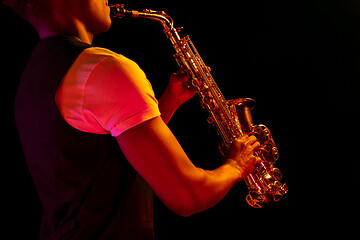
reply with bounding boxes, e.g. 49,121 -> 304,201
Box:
117,116 -> 248,217
158,71 -> 195,124
158,90 -> 182,124
185,161 -> 242,215
158,93 -> 242,214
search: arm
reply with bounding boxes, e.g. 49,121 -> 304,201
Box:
158,71 -> 195,124
72,53 -> 258,216
116,116 -> 260,216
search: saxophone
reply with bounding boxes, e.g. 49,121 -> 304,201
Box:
110,4 -> 288,208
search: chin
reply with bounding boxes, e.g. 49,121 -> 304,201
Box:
102,18 -> 112,32
92,17 -> 112,35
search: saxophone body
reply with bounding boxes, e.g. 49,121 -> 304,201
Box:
110,4 -> 288,208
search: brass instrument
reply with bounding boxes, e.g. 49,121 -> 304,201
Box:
109,4 -> 288,208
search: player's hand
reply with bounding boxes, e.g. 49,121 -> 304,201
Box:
226,134 -> 261,180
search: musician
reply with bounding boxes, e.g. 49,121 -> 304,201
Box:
3,0 -> 260,239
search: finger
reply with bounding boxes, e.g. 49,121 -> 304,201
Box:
246,135 -> 258,146
170,72 -> 188,83
238,134 -> 250,142
246,156 -> 259,170
234,135 -> 250,149
255,157 -> 262,164
251,141 -> 261,152
176,70 -> 190,82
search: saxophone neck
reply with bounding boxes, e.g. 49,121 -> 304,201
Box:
110,4 -> 174,32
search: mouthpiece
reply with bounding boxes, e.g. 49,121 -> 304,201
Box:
110,4 -> 139,18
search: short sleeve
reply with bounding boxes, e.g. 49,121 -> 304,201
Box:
56,48 -> 160,137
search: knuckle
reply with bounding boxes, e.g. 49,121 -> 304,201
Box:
252,141 -> 261,149
240,134 -> 249,139
170,73 -> 177,80
234,138 -> 244,147
177,71 -> 190,81
237,135 -> 248,143
249,135 -> 257,141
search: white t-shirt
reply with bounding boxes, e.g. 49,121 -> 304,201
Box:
55,47 -> 160,137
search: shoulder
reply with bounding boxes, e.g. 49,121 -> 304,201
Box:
79,47 -> 142,73
61,46 -> 150,99
77,47 -> 148,86
56,47 -> 159,136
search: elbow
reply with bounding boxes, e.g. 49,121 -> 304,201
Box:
159,169 -> 215,217
171,203 -> 199,217
167,190 -> 208,217
177,211 -> 195,217
172,204 -> 198,217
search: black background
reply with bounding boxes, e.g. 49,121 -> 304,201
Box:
1,0 -> 359,239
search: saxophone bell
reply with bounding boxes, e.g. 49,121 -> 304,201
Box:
230,98 -> 288,207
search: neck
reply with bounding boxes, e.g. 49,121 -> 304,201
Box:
36,17 -> 94,44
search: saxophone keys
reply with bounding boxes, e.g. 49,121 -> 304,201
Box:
246,190 -> 265,208
218,142 -> 229,156
207,116 -> 214,124
271,167 -> 283,181
271,182 -> 288,201
191,78 -> 201,91
279,183 -> 288,195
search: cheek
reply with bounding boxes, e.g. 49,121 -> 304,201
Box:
96,6 -> 112,33
87,1 -> 112,34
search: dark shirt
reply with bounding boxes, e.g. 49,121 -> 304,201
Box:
14,36 -> 154,240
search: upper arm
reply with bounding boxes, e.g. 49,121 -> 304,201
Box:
56,48 -> 160,136
116,116 -> 205,216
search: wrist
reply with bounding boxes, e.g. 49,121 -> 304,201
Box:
160,88 -> 185,107
225,159 -> 243,182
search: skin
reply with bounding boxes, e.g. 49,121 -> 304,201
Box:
6,0 -> 261,216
